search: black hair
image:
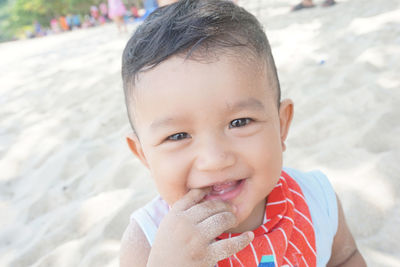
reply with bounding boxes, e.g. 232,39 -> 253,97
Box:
122,0 -> 281,130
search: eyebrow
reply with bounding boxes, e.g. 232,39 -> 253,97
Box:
150,98 -> 265,130
150,117 -> 180,131
226,98 -> 265,113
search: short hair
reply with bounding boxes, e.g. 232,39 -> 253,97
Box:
122,0 -> 281,131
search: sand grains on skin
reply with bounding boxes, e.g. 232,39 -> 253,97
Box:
1,0 -> 400,266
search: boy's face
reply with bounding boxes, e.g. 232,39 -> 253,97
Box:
127,55 -> 293,232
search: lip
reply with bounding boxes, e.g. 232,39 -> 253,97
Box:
204,179 -> 245,201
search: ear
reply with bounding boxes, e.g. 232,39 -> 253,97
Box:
126,133 -> 150,168
278,99 -> 294,151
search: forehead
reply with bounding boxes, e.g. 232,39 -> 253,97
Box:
129,55 -> 275,129
134,53 -> 271,95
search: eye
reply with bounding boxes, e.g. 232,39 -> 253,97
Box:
229,118 -> 252,128
167,132 -> 190,141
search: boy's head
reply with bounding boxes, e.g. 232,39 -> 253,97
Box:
122,0 -> 281,130
122,0 -> 294,232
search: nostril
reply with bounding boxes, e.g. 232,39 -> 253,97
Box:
195,151 -> 236,172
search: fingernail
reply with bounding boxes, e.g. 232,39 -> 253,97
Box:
248,231 -> 254,240
232,205 -> 237,213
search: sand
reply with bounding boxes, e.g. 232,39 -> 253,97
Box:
0,0 -> 399,266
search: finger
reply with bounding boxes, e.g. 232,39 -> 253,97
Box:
198,211 -> 237,239
172,187 -> 211,211
186,200 -> 235,223
209,231 -> 254,263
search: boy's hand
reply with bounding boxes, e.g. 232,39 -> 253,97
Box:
146,188 -> 254,267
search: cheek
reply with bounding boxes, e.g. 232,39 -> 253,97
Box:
147,151 -> 190,205
239,130 -> 283,164
238,130 -> 283,187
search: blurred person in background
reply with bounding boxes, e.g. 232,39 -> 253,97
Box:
50,18 -> 60,33
59,16 -> 69,31
108,0 -> 128,33
72,14 -> 82,29
33,20 -> 43,37
90,5 -> 100,22
66,14 -> 73,30
100,2 -> 110,21
130,5 -> 140,19
157,0 -> 237,6
292,0 -> 336,11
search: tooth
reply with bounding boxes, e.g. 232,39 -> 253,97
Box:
212,181 -> 235,192
210,180 -> 240,196
216,190 -> 225,195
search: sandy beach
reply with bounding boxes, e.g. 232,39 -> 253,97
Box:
1,0 -> 399,266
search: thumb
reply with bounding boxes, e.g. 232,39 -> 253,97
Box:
210,231 -> 254,263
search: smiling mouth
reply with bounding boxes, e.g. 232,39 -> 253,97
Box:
205,179 -> 245,201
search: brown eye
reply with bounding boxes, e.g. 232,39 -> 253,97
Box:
229,118 -> 252,128
167,132 -> 189,141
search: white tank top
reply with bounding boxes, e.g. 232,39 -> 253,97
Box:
130,168 -> 338,267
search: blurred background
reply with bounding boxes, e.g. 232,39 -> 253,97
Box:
0,0 -> 166,41
1,0 -> 400,266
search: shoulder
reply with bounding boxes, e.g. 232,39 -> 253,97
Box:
120,196 -> 168,266
129,195 -> 169,246
284,167 -> 333,194
283,167 -> 339,265
284,167 -> 338,226
120,219 -> 151,267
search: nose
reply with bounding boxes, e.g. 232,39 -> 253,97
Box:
194,135 -> 236,172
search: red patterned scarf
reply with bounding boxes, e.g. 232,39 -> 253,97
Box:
216,171 -> 316,267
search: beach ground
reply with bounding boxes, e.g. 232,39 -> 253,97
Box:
1,0 -> 399,266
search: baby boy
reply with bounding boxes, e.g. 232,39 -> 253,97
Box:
119,1 -> 366,266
